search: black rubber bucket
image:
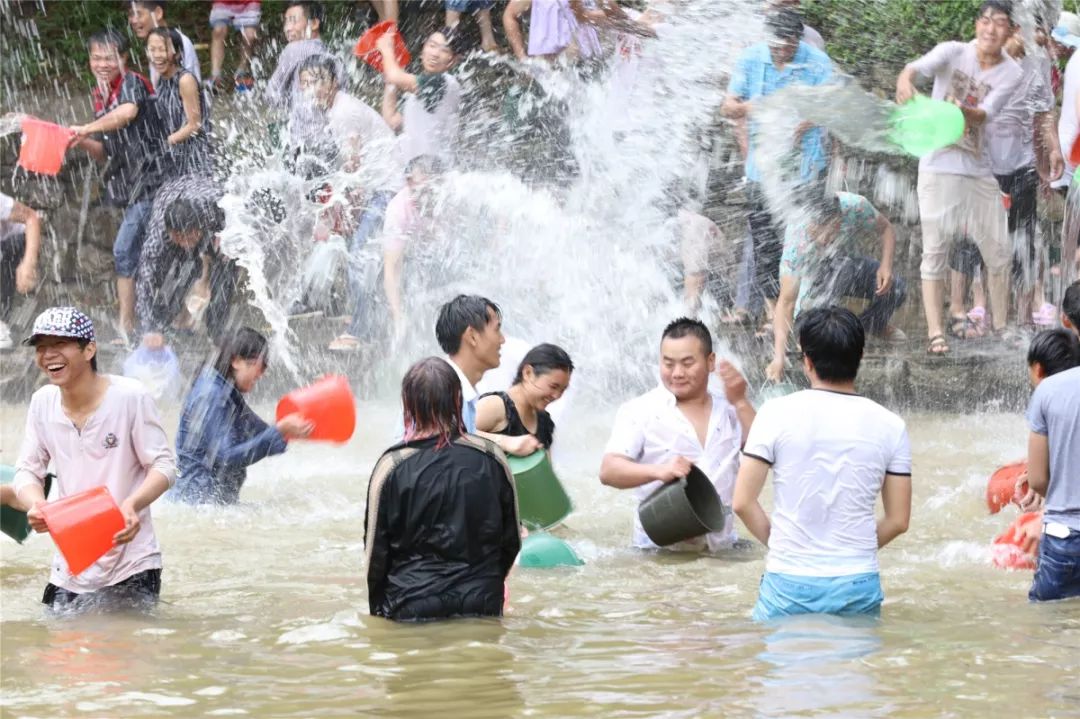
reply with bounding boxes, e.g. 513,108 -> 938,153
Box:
638,465 -> 727,546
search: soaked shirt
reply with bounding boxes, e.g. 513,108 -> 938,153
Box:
155,69 -> 212,179
13,376 -> 176,593
605,383 -> 743,551
987,51 -> 1054,175
780,191 -> 879,312
727,41 -> 833,182
743,389 -> 911,577
909,40 -> 1022,178
1026,366 -> 1080,531
400,72 -> 461,165
92,71 -> 167,206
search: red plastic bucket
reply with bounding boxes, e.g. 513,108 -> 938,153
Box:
991,511 -> 1040,571
354,20 -> 411,73
986,460 -> 1027,514
41,486 -> 126,576
276,375 -> 356,443
18,117 -> 75,176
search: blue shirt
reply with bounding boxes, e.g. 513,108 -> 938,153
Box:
728,41 -> 833,182
1026,366 -> 1080,530
172,369 -> 288,505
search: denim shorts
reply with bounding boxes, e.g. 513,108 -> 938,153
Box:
752,571 -> 884,622
446,0 -> 494,12
114,198 -> 154,278
1029,529 -> 1080,602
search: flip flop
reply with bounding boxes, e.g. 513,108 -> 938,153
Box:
926,334 -> 950,355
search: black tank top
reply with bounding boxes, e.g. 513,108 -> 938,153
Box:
480,391 -> 556,448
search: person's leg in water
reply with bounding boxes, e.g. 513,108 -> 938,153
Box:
43,568 -> 162,613
113,199 -> 154,344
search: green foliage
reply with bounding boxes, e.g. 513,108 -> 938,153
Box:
801,0 -> 985,91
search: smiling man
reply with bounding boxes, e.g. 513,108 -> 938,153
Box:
599,318 -> 756,552
12,307 -> 176,613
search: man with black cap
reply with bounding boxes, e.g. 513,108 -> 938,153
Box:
12,307 -> 176,612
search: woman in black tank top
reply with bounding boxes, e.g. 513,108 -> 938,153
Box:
476,343 -> 574,449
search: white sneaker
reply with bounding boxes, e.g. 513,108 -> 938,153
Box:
0,320 -> 13,351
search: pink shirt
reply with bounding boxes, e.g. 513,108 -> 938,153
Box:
14,376 -> 176,593
382,187 -> 420,254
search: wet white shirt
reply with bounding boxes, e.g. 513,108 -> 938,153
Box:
910,41 -> 1022,178
326,91 -> 405,195
743,389 -> 911,577
400,73 -> 461,165
1056,51 -> 1080,188
14,376 -> 176,593
987,51 -> 1054,175
604,384 -> 742,551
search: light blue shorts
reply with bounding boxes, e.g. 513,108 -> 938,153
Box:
752,571 -> 883,622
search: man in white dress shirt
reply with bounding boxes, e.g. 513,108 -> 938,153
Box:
600,318 -> 756,551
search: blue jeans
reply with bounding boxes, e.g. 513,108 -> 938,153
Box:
753,571 -> 884,622
114,198 -> 154,278
345,191 -> 393,337
446,0 -> 494,12
1029,529 -> 1080,602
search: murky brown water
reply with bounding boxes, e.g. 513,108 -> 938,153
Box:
2,400 -> 1079,718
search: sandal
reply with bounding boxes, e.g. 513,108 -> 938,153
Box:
927,334 -> 950,355
328,334 -> 362,352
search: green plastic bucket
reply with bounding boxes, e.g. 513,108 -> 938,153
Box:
638,465 -> 727,547
889,95 -> 965,158
518,532 -> 584,568
505,450 -> 573,530
1,466 -> 51,544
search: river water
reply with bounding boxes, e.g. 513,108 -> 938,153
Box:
3,399 -> 1077,718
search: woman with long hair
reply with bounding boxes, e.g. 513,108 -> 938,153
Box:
147,26 -> 211,178
475,343 -> 573,449
172,327 -> 311,504
364,357 -> 520,621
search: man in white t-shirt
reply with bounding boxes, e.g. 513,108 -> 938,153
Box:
13,307 -> 176,612
895,0 -> 1023,355
0,192 -> 42,350
600,318 -> 756,552
734,306 -> 912,621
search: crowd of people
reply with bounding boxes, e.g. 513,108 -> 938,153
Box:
2,0 -> 1080,622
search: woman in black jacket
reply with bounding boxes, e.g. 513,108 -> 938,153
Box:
364,357 -> 521,621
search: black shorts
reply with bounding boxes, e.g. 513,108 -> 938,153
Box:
42,568 -> 162,613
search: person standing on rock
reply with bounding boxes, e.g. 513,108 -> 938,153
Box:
147,27 -> 212,179
12,306 -> 176,612
0,191 -> 42,351
69,29 -> 168,347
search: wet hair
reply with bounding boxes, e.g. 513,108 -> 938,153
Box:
513,344 -> 574,385
662,317 -> 713,356
211,327 -> 269,381
287,1 -> 325,26
298,53 -> 338,82
1064,281 -> 1080,329
765,8 -> 804,41
148,26 -> 184,65
401,357 -> 463,448
978,0 -> 1014,22
797,306 -> 864,382
164,197 -> 224,235
131,0 -> 168,12
1027,329 -> 1080,377
435,295 -> 501,355
79,338 -> 99,372
434,25 -> 471,57
87,29 -> 129,55
405,154 -> 445,177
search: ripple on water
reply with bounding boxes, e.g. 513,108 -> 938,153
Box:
276,623 -> 352,645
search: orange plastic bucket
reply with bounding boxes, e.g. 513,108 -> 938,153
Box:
354,20 -> 411,73
986,460 -> 1027,514
991,511 -> 1040,571
18,117 -> 75,176
41,486 -> 126,576
276,374 -> 356,443
1070,134 -> 1080,165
